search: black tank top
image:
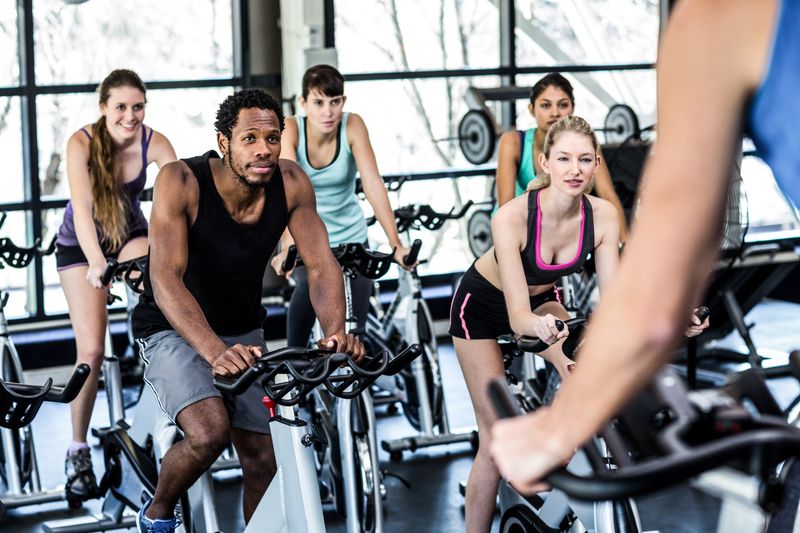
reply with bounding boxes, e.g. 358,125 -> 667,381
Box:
517,189 -> 595,286
132,150 -> 288,338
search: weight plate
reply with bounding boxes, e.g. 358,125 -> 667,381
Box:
603,104 -> 641,144
458,109 -> 496,165
467,209 -> 493,258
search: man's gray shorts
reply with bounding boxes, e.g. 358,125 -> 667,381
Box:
137,329 -> 270,435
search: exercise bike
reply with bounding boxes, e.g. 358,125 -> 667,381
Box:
0,217 -> 77,514
492,317 -> 644,532
363,201 -> 480,460
214,341 -> 423,532
43,257 -> 230,533
1,363 -> 92,515
488,349 -> 800,533
283,241 -> 407,533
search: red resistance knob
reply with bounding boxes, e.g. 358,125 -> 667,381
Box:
262,396 -> 276,419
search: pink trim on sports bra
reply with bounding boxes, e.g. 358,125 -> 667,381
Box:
534,191 -> 585,271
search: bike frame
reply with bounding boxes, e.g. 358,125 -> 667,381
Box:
0,291 -> 66,510
246,375 -> 326,533
312,267 -> 384,533
376,250 -> 475,456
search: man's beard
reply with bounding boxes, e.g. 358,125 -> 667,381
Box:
226,151 -> 267,191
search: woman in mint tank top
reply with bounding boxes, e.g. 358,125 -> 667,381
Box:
272,64 -> 415,348
495,73 -> 629,242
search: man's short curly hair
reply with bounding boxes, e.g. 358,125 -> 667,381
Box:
214,88 -> 285,139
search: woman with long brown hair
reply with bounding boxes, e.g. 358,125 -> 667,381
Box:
54,69 -> 176,500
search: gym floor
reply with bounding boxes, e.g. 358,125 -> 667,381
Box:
4,299 -> 799,533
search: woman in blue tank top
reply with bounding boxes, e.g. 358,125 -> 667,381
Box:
272,64 -> 414,348
489,1 -> 800,524
495,73 -> 629,241
54,69 -> 176,500
453,116 -> 707,532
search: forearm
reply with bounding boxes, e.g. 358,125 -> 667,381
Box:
509,311 -> 543,338
595,182 -> 628,242
497,179 -> 515,207
279,228 -> 296,250
362,180 -> 402,247
306,257 -> 346,336
153,278 -> 226,364
606,195 -> 628,242
73,209 -> 105,263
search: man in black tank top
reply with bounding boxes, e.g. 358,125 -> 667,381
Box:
131,89 -> 365,530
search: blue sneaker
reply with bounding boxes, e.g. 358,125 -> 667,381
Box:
137,498 -> 180,533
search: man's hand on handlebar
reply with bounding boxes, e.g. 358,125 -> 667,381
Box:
684,307 -> 710,338
212,344 -> 263,377
489,407 -> 572,496
317,330 -> 366,364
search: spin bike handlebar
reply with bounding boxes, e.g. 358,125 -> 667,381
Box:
214,344 -> 422,406
366,200 -> 474,233
0,232 -> 57,270
403,239 -> 422,266
101,256 -> 148,294
499,318 -> 584,354
484,305 -> 792,503
487,373 -> 800,502
503,306 -> 710,356
281,242 -> 396,280
0,364 -> 91,429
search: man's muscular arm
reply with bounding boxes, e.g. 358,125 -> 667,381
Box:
280,159 -> 364,359
149,162 -> 257,375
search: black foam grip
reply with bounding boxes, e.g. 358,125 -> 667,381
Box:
487,378 -> 523,419
695,306 -> 710,322
52,364 -> 91,403
385,343 -> 423,375
281,245 -> 298,272
403,239 -> 422,266
100,258 -> 119,286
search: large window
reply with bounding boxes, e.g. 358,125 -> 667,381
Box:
335,0 -> 500,74
515,0 -> 660,67
0,0 -> 260,322
33,0 -> 233,85
0,6 -> 20,86
345,76 -> 502,174
0,97 -> 24,204
331,0 -> 659,277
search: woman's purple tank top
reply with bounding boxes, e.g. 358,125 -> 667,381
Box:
56,125 -> 154,248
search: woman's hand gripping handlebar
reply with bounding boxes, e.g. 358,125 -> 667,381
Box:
100,255 -> 148,305
213,344 -> 422,407
402,238 -> 422,267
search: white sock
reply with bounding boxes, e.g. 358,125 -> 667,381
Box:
66,441 -> 89,456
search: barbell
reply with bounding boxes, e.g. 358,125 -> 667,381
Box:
456,103 -> 642,165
